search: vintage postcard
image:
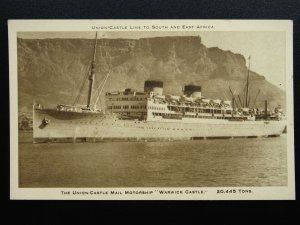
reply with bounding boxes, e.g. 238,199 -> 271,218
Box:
9,20 -> 295,200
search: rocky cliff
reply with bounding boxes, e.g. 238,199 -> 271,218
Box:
17,36 -> 285,112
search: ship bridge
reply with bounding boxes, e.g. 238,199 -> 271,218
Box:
105,80 -> 165,120
105,88 -> 148,119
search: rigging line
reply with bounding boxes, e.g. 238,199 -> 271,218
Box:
247,87 -> 251,108
92,78 -> 106,109
222,89 -> 229,101
93,74 -> 107,97
252,89 -> 261,108
228,87 -> 239,108
94,72 -> 111,108
73,77 -> 87,106
98,72 -> 111,109
224,82 -> 230,100
245,56 -> 251,107
248,95 -> 251,108
92,73 -> 109,108
93,67 -> 112,96
95,80 -> 106,108
241,56 -> 251,108
242,84 -> 247,108
238,95 -> 243,108
73,67 -> 90,105
79,92 -> 86,106
73,63 -> 92,105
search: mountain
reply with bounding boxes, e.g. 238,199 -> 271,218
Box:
17,36 -> 285,112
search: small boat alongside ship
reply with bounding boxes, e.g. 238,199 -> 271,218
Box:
32,34 -> 286,143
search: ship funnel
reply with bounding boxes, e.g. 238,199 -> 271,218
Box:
144,80 -> 163,96
183,85 -> 201,99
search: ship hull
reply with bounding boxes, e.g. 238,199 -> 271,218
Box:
33,109 -> 286,143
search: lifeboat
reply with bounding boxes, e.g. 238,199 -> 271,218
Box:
242,107 -> 249,112
181,96 -> 194,102
212,99 -> 221,105
108,91 -> 120,95
223,100 -> 231,105
156,95 -> 166,100
201,98 -> 211,104
170,95 -> 180,101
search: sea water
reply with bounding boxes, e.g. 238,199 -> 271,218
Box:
18,132 -> 288,187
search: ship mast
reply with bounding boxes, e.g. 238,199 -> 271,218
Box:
245,56 -> 251,107
87,32 -> 98,109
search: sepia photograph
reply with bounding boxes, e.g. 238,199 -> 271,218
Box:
9,20 -> 295,200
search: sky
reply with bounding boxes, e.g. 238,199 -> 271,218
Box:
18,31 -> 286,90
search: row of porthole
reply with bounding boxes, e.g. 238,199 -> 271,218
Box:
65,120 -> 226,132
125,126 -> 194,131
67,121 -> 209,132
107,106 -> 147,110
53,113 -> 105,118
108,97 -> 147,101
148,106 -> 166,111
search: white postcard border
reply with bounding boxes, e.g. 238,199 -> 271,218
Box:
9,19 -> 295,200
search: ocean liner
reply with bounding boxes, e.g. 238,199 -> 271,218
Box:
32,34 -> 286,143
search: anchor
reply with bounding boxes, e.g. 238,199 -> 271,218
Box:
39,117 -> 50,129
